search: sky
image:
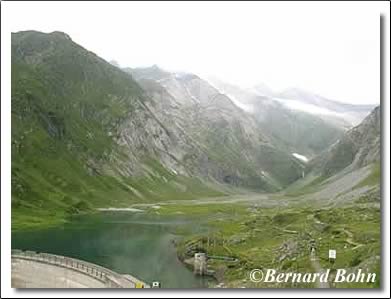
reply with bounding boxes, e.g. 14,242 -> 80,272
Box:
4,2 -> 384,105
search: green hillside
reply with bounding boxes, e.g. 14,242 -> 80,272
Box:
11,31 -> 223,230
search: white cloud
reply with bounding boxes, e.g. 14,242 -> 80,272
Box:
3,1 -> 384,105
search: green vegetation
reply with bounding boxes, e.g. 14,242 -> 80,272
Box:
11,31 -> 224,230
12,31 -> 138,229
160,201 -> 380,288
10,31 -> 381,289
284,175 -> 326,197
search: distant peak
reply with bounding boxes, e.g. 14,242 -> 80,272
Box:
50,31 -> 72,40
12,30 -> 72,42
151,64 -> 161,70
109,60 -> 120,68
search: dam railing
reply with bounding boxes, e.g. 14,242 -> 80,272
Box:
11,249 -> 148,288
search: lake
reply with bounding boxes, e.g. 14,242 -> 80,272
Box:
12,211 -> 212,288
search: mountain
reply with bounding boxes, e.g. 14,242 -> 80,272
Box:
11,31 -> 223,228
283,106 -> 380,204
109,60 -> 120,68
276,88 -> 375,126
127,66 -> 304,190
207,79 -> 346,158
278,88 -> 375,115
310,106 -> 380,177
11,30 -> 380,230
11,31 -> 304,228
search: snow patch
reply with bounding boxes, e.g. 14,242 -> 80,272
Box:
292,153 -> 309,163
274,97 -> 338,116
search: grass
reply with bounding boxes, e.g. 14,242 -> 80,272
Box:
11,31 -> 227,231
10,31 -> 382,289
284,175 -> 326,197
12,170 -> 225,231
165,201 -> 381,288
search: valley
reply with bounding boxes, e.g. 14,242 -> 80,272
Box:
11,30 -> 381,288
12,168 -> 381,288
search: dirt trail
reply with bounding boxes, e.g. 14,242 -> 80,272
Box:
310,256 -> 330,288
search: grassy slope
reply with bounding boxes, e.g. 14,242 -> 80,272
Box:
160,201 -> 380,288
158,160 -> 381,288
284,161 -> 380,198
11,31 -> 224,230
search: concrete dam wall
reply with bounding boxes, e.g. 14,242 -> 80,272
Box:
11,250 -> 149,288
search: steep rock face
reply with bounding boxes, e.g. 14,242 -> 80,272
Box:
128,67 -> 304,190
11,31 -> 223,226
310,106 -> 380,177
11,31 -> 304,227
11,30 -> 381,230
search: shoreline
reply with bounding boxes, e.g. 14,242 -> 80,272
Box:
96,207 -> 145,212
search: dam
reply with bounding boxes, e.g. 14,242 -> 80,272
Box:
11,250 -> 149,288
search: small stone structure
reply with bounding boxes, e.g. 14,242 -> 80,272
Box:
194,252 -> 207,275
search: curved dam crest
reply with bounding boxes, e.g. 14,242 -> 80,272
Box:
12,250 -> 149,288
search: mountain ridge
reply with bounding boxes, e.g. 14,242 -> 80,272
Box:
11,31 -> 381,230
309,106 -> 380,178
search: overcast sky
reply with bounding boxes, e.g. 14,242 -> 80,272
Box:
5,2 -> 384,104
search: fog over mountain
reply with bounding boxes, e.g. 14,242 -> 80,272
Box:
6,0 -> 385,289
12,31 -> 378,221
7,2 -> 381,105
207,76 -> 375,128
10,27 -> 382,289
